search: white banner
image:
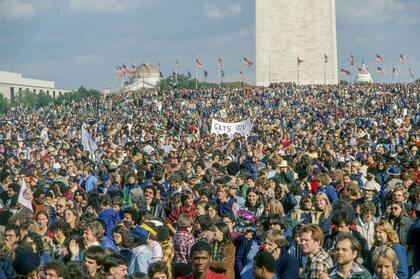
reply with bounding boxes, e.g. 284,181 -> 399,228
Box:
18,179 -> 33,212
211,118 -> 252,137
40,127 -> 49,143
82,126 -> 98,161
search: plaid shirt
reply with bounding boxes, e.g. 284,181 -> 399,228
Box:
173,228 -> 196,264
165,204 -> 197,225
161,240 -> 174,278
304,247 -> 333,279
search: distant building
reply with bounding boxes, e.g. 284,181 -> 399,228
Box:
355,63 -> 373,83
256,0 -> 338,85
0,70 -> 71,102
123,64 -> 161,91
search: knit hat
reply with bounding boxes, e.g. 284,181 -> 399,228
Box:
13,250 -> 41,275
387,166 -> 401,176
130,226 -> 149,243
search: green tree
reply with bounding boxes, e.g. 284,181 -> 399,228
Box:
415,78 -> 420,83
14,90 -> 38,107
36,91 -> 53,107
0,94 -> 10,115
339,80 -> 349,85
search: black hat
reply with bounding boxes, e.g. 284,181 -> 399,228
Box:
13,250 -> 41,275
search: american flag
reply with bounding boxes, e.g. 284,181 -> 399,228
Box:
376,54 -> 384,63
340,68 -> 351,76
196,59 -> 203,68
392,67 -> 400,77
409,67 -> 414,79
122,65 -> 129,76
297,56 -> 304,65
176,61 -> 180,68
243,57 -> 253,67
376,66 -> 385,75
218,58 -> 224,69
350,54 -> 355,66
399,54 -> 407,64
221,70 -> 225,77
130,66 -> 137,75
324,54 -> 328,63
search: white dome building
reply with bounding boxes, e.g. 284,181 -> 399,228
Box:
355,62 -> 373,83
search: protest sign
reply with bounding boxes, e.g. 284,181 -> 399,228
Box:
18,179 -> 33,212
211,118 -> 252,137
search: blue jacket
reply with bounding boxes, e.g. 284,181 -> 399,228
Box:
79,174 -> 97,193
275,248 -> 299,279
407,219 -> 420,273
235,235 -> 263,274
101,236 -> 119,254
393,244 -> 409,279
316,184 -> 338,204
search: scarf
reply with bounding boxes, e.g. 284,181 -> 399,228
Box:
212,240 -> 226,261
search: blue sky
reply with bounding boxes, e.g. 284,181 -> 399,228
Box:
0,0 -> 419,90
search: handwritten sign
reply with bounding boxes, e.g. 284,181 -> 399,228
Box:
211,118 -> 252,137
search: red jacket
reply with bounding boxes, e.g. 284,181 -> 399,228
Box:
178,270 -> 228,279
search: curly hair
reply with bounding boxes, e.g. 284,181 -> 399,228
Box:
360,202 -> 377,216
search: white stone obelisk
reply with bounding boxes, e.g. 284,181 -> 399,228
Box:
256,0 -> 338,85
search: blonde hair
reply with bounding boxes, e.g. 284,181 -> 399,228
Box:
264,229 -> 288,248
372,246 -> 399,270
267,198 -> 285,217
374,221 -> 399,247
315,173 -> 332,186
314,192 -> 331,217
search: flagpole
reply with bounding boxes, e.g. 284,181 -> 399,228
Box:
218,62 -> 221,88
243,63 -> 245,87
399,61 -> 402,83
269,53 -> 272,85
195,63 -> 198,89
324,54 -> 326,85
175,62 -> 178,85
296,53 -> 299,85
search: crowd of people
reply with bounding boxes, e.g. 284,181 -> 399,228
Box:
0,82 -> 419,279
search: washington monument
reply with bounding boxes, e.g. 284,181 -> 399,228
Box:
256,0 -> 338,85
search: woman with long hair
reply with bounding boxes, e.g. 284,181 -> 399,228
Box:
290,195 -> 314,225
265,198 -> 285,218
243,188 -> 264,219
313,192 -> 332,235
387,201 -> 413,249
143,184 -> 166,221
371,221 -> 409,279
210,222 -> 235,279
112,224 -> 133,255
73,189 -> 88,214
63,208 -> 81,236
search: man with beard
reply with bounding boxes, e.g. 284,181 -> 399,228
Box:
319,233 -> 371,279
